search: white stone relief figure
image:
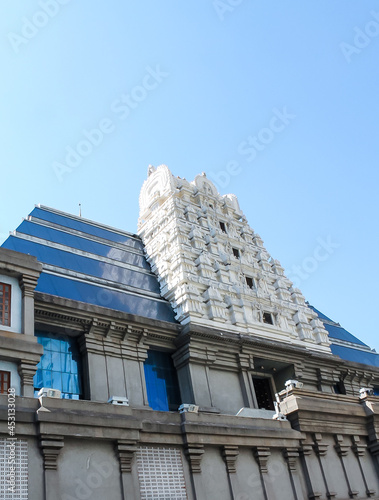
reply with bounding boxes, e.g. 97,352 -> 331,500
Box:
251,302 -> 262,322
271,259 -> 284,275
183,203 -> 197,223
253,233 -> 264,248
195,251 -> 212,273
257,250 -> 269,263
227,223 -> 238,238
293,310 -> 307,325
256,273 -> 269,296
273,306 -> 288,330
223,240 -> 232,254
237,272 -> 245,286
243,249 -> 254,265
188,225 -> 202,241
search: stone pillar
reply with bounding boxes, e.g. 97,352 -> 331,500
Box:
368,439 -> 379,476
283,447 -> 304,500
116,440 -> 140,500
364,409 -> 379,477
334,434 -> 359,498
299,442 -> 322,500
18,359 -> 39,397
351,435 -> 376,497
184,443 -> 204,500
253,446 -> 271,500
222,445 -> 239,500
39,435 -> 64,500
173,343 -> 218,411
312,433 -> 336,499
19,275 -> 39,336
238,353 -> 255,408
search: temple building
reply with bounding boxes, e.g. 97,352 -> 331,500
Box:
0,165 -> 378,500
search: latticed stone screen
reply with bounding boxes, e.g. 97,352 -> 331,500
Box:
0,439 -> 28,500
136,446 -> 188,499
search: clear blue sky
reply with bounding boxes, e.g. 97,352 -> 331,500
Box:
1,1 -> 378,350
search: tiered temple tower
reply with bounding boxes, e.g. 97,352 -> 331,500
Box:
138,165 -> 330,353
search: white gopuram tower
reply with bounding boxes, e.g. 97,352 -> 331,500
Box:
138,165 -> 330,353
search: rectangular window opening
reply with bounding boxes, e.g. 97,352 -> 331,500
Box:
252,377 -> 275,411
245,277 -> 254,289
219,221 -> 227,233
232,248 -> 240,259
263,312 -> 274,325
33,331 -> 82,399
144,350 -> 181,411
0,282 -> 11,327
333,382 -> 346,395
0,371 -> 11,394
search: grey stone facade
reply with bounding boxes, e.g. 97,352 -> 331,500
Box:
1,173 -> 379,499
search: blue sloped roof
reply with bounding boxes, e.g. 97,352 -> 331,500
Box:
330,344 -> 379,368
323,323 -> 368,347
2,236 -> 159,293
30,206 -> 143,248
36,273 -> 175,322
308,305 -> 334,323
309,304 -> 368,347
1,206 -> 176,323
16,220 -> 149,269
310,304 -> 379,368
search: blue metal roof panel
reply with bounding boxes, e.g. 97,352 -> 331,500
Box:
2,236 -> 160,293
330,344 -> 379,368
36,273 -> 176,323
30,207 -> 143,249
308,305 -> 335,323
16,220 -> 149,270
323,323 -> 368,347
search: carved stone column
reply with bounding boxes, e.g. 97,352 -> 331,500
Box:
18,359 -> 39,397
237,353 -> 255,408
253,446 -> 271,500
283,447 -> 304,500
222,445 -> 239,500
116,440 -> 140,500
351,435 -> 375,497
299,442 -> 322,500
364,409 -> 379,476
334,434 -> 359,498
184,444 -> 205,500
312,433 -> 336,499
19,274 -> 39,336
39,435 -> 64,500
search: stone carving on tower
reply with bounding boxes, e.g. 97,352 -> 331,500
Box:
138,165 -> 330,353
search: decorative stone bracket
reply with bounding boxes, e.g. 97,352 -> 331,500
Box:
222,445 -> 239,474
185,444 -> 204,474
18,360 -> 39,397
39,435 -> 64,471
283,447 -> 299,472
253,446 -> 271,474
116,440 -> 139,474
